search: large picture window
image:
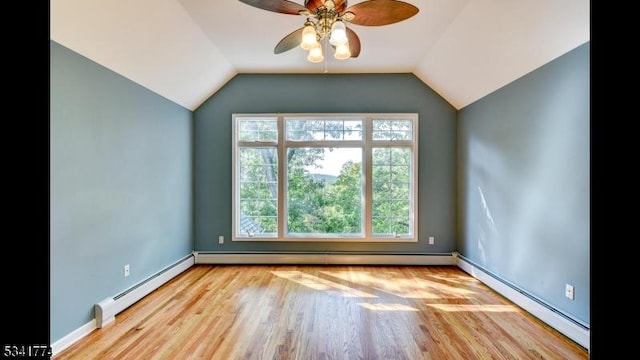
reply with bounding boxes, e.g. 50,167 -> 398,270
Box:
233,114 -> 418,242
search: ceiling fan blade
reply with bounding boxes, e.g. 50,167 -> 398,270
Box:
239,0 -> 307,15
274,27 -> 304,54
305,0 -> 347,13
346,27 -> 361,57
343,0 -> 418,26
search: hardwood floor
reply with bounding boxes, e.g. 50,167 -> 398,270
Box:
54,265 -> 588,359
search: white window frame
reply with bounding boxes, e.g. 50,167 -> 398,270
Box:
232,113 -> 418,242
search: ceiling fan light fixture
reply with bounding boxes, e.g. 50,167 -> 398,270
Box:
307,42 -> 324,63
239,0 -> 420,64
334,43 -> 351,60
329,20 -> 348,46
301,23 -> 318,50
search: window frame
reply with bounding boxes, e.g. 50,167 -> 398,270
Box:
232,113 -> 419,242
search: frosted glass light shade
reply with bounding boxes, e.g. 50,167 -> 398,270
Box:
301,25 -> 318,50
334,43 -> 351,60
307,42 -> 324,63
329,21 -> 348,46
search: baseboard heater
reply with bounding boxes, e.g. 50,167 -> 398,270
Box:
453,253 -> 590,351
95,254 -> 194,328
194,251 -> 456,265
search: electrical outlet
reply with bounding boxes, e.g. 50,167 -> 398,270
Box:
565,284 -> 574,300
428,236 -> 434,245
124,264 -> 130,277
218,236 -> 224,244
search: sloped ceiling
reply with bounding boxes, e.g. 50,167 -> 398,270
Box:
50,0 -> 590,111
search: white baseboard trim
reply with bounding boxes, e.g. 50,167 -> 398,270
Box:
95,254 -> 195,328
52,254 -> 195,356
454,254 -> 590,351
51,319 -> 96,356
193,252 -> 456,265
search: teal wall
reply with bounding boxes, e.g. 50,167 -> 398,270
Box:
193,73 -> 458,252
50,41 -> 193,343
457,42 -> 590,325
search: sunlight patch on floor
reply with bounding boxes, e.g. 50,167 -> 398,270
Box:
321,271 -> 477,299
426,304 -> 518,312
272,271 -> 377,298
358,303 -> 419,311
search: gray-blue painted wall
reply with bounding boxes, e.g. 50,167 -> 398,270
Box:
50,41 -> 193,343
193,73 -> 458,252
457,42 -> 590,325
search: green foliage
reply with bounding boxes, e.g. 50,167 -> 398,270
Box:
238,148 -> 278,233
371,148 -> 411,235
239,147 -> 412,237
286,150 -> 362,234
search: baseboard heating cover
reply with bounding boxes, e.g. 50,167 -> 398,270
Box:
95,254 -> 194,328
453,253 -> 590,351
194,251 -> 456,265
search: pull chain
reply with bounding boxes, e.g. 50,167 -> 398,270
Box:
324,36 -> 329,73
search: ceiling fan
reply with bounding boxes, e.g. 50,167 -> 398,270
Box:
238,0 -> 419,62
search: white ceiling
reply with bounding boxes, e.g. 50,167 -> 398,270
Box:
50,0 -> 590,111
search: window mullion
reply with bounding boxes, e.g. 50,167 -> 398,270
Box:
364,115 -> 373,240
277,115 -> 285,239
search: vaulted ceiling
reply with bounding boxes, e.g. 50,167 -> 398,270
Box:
50,0 -> 590,111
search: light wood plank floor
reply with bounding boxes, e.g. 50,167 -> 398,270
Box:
54,265 -> 589,359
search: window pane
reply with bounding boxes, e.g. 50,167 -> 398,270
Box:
391,148 -> 410,165
287,147 -> 363,235
238,148 -> 278,236
286,118 -> 363,141
372,119 -> 413,141
372,147 -> 412,236
237,117 -> 278,141
324,121 -> 343,140
344,120 -> 363,140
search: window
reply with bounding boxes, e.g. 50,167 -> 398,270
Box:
233,113 -> 418,242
